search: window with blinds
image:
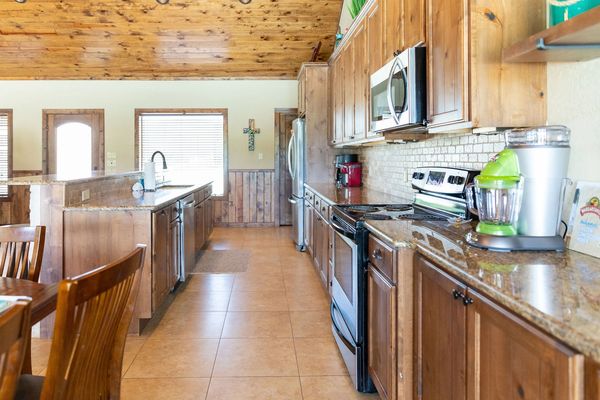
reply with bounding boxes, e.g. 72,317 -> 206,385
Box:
137,111 -> 226,196
0,112 -> 10,198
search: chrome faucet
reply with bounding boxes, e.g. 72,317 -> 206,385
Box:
151,151 -> 168,170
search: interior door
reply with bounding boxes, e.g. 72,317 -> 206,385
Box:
43,110 -> 105,175
277,109 -> 298,226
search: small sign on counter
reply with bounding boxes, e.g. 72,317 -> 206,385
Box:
568,181 -> 600,258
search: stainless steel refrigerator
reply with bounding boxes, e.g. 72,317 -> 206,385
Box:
287,118 -> 305,251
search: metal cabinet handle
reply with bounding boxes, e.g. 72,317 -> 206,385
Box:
452,289 -> 473,306
372,248 -> 383,260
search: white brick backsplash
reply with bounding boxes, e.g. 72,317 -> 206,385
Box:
358,133 -> 501,199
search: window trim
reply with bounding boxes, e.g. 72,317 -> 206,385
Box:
0,109 -> 13,201
134,108 -> 229,199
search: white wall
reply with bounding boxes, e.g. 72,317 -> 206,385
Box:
547,58 -> 600,183
0,80 -> 297,171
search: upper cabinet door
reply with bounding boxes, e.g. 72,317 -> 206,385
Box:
353,23 -> 368,140
404,0 -> 425,48
426,0 -> 469,127
333,57 -> 345,145
342,43 -> 355,142
366,0 -> 385,75
466,288 -> 584,400
384,0 -> 403,63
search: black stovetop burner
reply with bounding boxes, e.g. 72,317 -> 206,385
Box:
363,213 -> 393,220
347,205 -> 380,214
384,205 -> 413,212
333,203 -> 451,227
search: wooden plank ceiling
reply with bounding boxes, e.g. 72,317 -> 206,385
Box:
0,0 -> 342,79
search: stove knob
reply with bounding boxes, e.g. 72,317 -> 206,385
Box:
455,176 -> 465,185
412,172 -> 419,179
448,176 -> 456,184
418,173 -> 426,179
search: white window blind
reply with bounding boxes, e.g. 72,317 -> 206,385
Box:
0,114 -> 9,197
138,112 -> 225,195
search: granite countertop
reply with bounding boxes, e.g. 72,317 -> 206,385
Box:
365,218 -> 600,364
1,171 -> 141,186
305,182 -> 412,205
64,181 -> 213,211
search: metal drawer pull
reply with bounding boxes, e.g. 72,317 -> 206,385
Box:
372,248 -> 383,260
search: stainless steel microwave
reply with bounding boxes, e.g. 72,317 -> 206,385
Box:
370,46 -> 426,133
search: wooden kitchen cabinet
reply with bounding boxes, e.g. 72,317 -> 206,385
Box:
426,0 -> 547,130
342,42 -> 355,142
366,0 -> 385,75
467,288 -> 583,400
368,265 -> 397,400
152,207 -> 170,310
331,53 -> 345,145
426,0 -> 469,127
414,254 -> 583,400
383,0 -> 403,62
298,70 -> 306,116
353,22 -> 368,141
585,358 -> 600,400
414,255 -> 467,400
403,0 -> 425,48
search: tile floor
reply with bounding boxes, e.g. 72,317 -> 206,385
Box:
31,227 -> 379,400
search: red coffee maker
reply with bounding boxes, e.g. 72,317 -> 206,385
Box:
339,162 -> 362,187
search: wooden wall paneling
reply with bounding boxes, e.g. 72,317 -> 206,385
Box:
470,0 -> 547,127
0,0 -> 343,79
213,170 -> 276,227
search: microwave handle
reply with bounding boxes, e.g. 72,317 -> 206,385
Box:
387,57 -> 407,125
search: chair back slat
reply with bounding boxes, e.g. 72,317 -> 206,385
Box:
41,245 -> 146,400
0,300 -> 32,400
0,226 -> 46,282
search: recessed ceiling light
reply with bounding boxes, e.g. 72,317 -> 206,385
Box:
156,0 -> 169,4
239,0 -> 252,4
15,0 -> 26,3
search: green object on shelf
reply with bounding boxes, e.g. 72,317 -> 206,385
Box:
549,0 -> 600,26
348,0 -> 366,19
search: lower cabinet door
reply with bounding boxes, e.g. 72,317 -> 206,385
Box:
368,265 -> 397,400
466,288 -> 584,400
152,208 -> 169,310
414,255 -> 467,400
195,202 -> 205,253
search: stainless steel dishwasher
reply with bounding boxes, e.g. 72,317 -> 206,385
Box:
178,194 -> 196,282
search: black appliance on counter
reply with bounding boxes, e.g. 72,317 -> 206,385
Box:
329,166 -> 479,392
335,154 -> 359,187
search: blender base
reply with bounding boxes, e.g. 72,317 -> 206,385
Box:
465,231 -> 565,252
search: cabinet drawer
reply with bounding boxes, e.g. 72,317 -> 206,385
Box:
368,234 -> 395,282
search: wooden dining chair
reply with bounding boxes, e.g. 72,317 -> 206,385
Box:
0,226 -> 46,283
0,300 -> 31,400
15,245 -> 146,400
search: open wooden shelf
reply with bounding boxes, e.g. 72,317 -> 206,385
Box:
503,5 -> 600,63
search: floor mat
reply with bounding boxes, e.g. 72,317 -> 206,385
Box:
191,250 -> 250,273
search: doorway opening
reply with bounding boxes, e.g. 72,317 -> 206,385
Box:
274,108 -> 298,226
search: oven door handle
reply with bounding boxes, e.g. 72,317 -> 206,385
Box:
330,219 -> 355,240
330,302 -> 357,355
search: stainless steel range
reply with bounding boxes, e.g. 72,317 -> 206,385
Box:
329,166 -> 479,392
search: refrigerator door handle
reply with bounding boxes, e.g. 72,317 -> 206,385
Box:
287,131 -> 295,179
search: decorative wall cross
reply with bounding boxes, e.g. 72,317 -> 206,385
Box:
243,119 -> 261,151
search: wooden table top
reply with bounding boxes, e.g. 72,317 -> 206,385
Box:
0,278 -> 58,324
